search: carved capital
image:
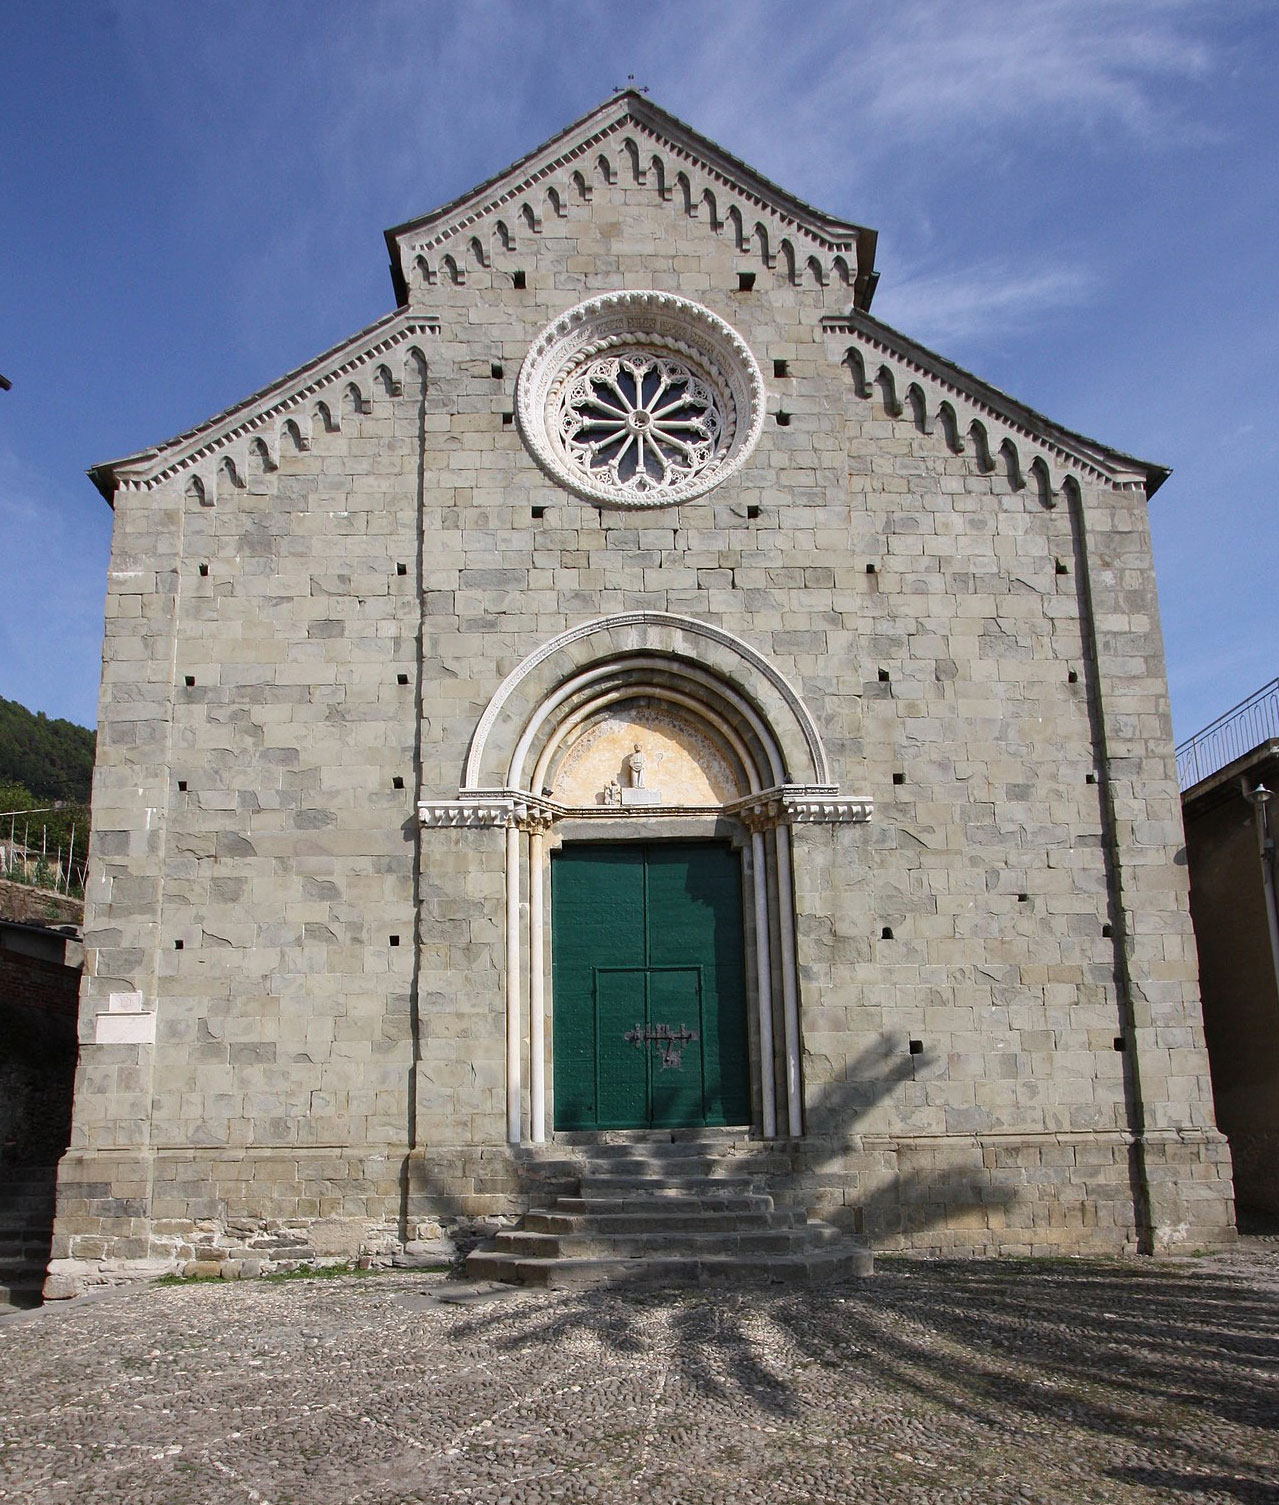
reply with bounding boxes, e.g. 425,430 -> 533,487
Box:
418,799 -> 514,829
419,790 -> 562,832
734,785 -> 873,830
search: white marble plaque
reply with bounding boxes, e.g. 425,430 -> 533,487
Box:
95,1012 -> 157,1045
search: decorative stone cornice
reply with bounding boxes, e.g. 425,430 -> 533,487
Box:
823,310 -> 1167,499
420,784 -> 872,832
418,799 -> 515,829
418,792 -> 561,829
88,312 -> 440,504
385,93 -> 878,303
733,787 -> 874,831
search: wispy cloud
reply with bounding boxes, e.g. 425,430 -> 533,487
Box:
644,0 -> 1224,198
104,0 -> 1230,354
850,0 -> 1216,144
133,0 -> 1227,237
872,260 -> 1094,348
0,448 -> 110,727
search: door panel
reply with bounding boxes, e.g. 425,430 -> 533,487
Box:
552,841 -> 749,1130
594,968 -> 650,1129
647,843 -> 751,1127
647,965 -> 705,1127
551,847 -> 644,1130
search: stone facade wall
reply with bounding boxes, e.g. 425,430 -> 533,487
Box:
49,106 -> 1233,1294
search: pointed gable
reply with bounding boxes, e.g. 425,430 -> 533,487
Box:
383,92 -> 880,309
87,92 -> 1166,510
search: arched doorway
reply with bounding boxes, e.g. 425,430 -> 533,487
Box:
521,669 -> 768,1140
419,611 -> 872,1145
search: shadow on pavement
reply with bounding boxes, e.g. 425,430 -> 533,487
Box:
452,1253 -> 1279,1487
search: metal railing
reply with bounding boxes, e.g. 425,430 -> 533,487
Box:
1176,676 -> 1279,791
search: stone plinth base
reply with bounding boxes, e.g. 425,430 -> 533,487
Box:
44,1145 -> 415,1297
43,1127 -> 1237,1295
796,1127 -> 1236,1257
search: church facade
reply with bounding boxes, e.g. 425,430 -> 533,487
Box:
47,95 -> 1233,1294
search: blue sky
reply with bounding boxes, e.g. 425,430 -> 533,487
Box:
1,1 -> 1275,743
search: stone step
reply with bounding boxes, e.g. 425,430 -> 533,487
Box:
0,1278 -> 44,1309
567,1139 -> 793,1158
0,1211 -> 57,1231
566,1142 -> 794,1163
0,1240 -> 54,1263
0,1256 -> 50,1292
550,1129 -> 759,1148
0,1254 -> 48,1274
0,1175 -> 58,1188
577,1174 -> 762,1195
0,1186 -> 57,1206
574,1162 -> 796,1184
487,1223 -> 842,1260
466,1246 -> 872,1290
523,1207 -> 805,1235
552,1192 -> 777,1216
0,1239 -> 53,1258
464,1141 -> 872,1290
511,1158 -> 582,1182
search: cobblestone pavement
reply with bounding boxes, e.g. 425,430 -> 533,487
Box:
1,1242 -> 1276,1505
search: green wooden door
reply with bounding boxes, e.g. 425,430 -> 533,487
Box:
552,842 -> 750,1130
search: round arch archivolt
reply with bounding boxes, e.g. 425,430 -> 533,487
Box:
461,611 -> 833,794
419,612 -> 872,1148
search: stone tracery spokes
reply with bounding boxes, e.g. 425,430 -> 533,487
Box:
518,294 -> 764,509
559,352 -> 723,495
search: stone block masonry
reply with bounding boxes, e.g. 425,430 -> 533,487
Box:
48,93 -> 1233,1295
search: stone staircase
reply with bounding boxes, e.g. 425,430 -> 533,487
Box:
466,1133 -> 872,1289
0,1164 -> 59,1307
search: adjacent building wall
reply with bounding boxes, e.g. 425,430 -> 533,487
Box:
1,925 -> 80,1296
1183,743 -> 1279,1222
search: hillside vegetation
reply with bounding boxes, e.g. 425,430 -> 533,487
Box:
0,700 -> 94,912
0,697 -> 95,804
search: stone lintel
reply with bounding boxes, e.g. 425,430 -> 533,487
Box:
419,785 -> 873,831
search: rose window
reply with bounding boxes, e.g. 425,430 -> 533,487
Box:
517,292 -> 765,509
559,352 -> 724,497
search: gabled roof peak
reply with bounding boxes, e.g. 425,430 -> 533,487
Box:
384,93 -> 880,309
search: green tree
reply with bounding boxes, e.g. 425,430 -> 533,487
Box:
0,697 -> 95,803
